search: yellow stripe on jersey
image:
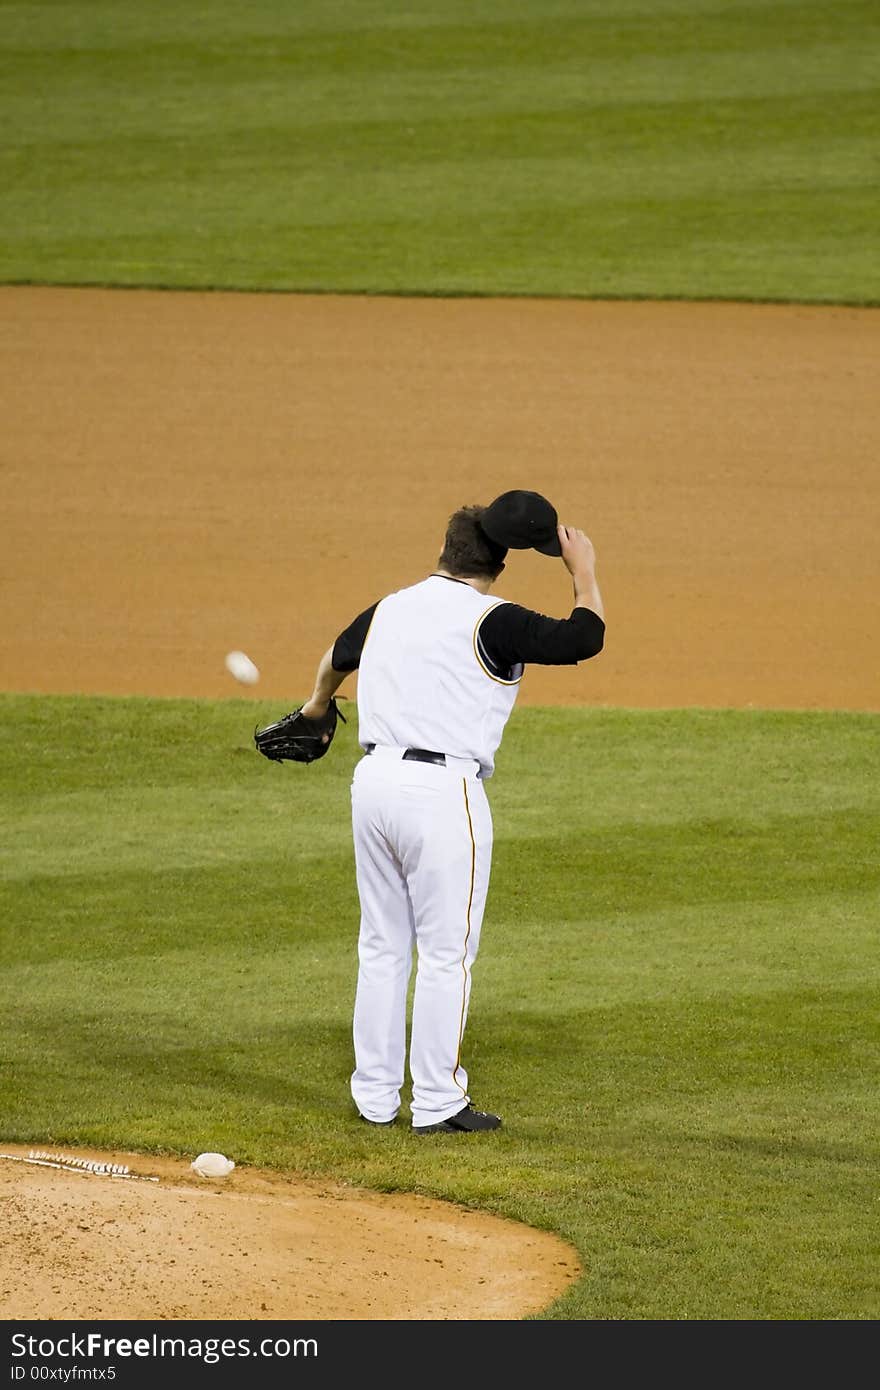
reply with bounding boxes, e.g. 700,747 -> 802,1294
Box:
360,601 -> 380,657
472,602 -> 524,686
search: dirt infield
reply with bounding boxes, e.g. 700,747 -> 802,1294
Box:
0,1144 -> 578,1321
2,288 -> 878,711
2,288 -> 878,1322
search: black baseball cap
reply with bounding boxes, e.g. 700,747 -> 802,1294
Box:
479,490 -> 562,557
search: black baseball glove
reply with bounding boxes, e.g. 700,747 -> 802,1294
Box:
254,699 -> 346,765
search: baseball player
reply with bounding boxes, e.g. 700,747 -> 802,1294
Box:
300,491 -> 605,1133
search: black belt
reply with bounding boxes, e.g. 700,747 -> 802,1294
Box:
365,744 -> 446,766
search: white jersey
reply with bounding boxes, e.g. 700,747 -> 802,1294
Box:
356,575 -> 521,778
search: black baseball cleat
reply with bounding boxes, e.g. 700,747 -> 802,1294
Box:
414,1103 -> 502,1135
359,1113 -> 397,1127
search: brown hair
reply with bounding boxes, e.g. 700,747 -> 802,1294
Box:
437,505 -> 508,579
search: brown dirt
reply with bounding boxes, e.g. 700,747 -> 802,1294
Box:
1,288 -> 878,1323
2,288 -> 878,711
0,1144 -> 578,1322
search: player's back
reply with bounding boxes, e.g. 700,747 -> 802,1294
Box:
355,576 -> 520,777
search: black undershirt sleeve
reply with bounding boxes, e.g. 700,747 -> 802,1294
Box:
331,602 -> 379,672
331,595 -> 603,674
479,603 -> 605,669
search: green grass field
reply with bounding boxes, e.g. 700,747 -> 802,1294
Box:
2,693 -> 878,1320
1,0 -> 878,301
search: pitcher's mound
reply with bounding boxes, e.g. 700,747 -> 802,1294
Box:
0,1145 -> 580,1321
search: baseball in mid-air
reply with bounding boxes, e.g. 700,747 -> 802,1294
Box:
224,650 -> 259,685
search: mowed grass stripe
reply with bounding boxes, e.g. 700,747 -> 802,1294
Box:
1,1 -> 877,300
10,87 -> 877,179
1,692 -> 879,1318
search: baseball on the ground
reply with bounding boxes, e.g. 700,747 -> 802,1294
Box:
191,1152 -> 235,1178
224,650 -> 259,685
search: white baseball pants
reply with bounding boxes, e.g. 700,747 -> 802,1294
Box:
349,746 -> 493,1129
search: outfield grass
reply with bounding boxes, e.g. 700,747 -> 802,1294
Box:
1,1 -> 877,302
1,692 -> 878,1319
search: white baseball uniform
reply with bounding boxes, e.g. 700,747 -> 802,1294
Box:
332,573 -> 604,1128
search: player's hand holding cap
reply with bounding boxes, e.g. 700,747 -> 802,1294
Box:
479,490 -> 563,556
